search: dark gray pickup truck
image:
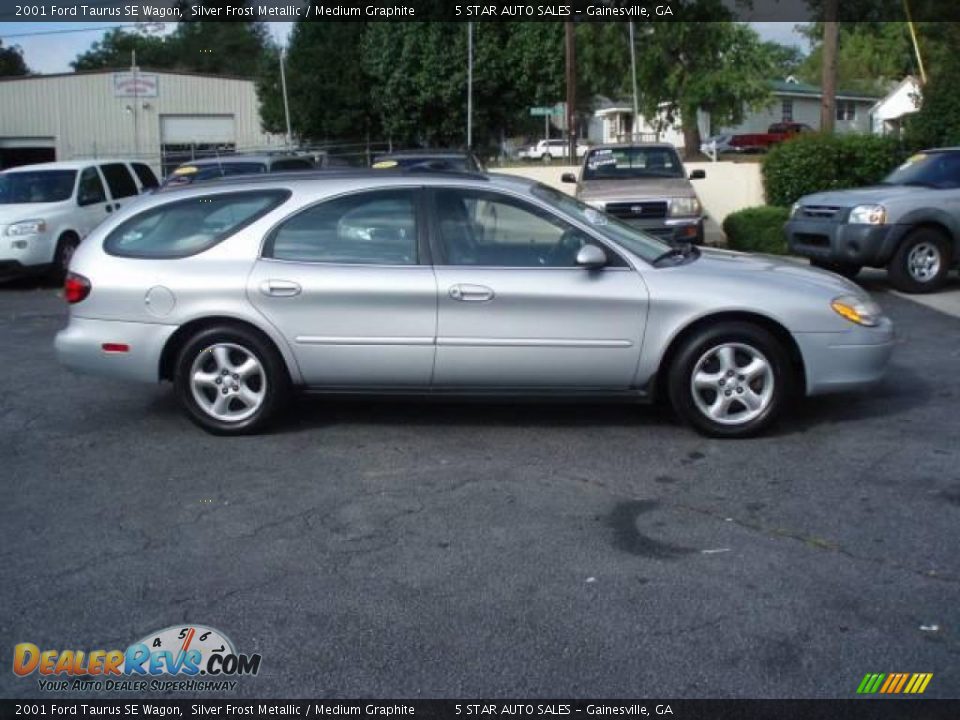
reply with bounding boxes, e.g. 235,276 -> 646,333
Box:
785,148 -> 960,293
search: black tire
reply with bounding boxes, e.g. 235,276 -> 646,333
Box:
49,233 -> 79,283
173,324 -> 289,435
810,259 -> 861,280
887,227 -> 951,294
667,322 -> 793,438
542,152 -> 553,163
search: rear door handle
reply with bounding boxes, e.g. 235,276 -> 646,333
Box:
260,279 -> 302,297
449,284 -> 494,302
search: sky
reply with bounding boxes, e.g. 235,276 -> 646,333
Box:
0,21 -> 808,75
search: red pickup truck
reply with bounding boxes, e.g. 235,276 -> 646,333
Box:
729,122 -> 813,153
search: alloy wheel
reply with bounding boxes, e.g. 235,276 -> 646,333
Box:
907,241 -> 941,283
690,343 -> 775,426
189,343 -> 267,423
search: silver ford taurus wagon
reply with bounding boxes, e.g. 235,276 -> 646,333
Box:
55,170 -> 894,438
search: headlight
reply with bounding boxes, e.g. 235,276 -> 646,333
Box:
669,197 -> 701,217
6,219 -> 47,236
831,295 -> 882,327
848,204 -> 886,225
790,202 -> 801,218
585,200 -> 606,210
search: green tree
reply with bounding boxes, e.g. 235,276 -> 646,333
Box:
0,40 -> 30,76
797,22 -> 916,93
761,41 -> 806,78
904,25 -> 960,148
631,4 -> 775,156
71,28 -> 175,71
257,21 -> 376,142
171,0 -> 271,77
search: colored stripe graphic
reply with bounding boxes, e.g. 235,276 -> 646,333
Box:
857,673 -> 932,694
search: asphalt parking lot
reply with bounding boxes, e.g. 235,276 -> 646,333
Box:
1,275 -> 958,700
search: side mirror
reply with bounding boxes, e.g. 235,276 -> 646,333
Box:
576,244 -> 607,269
561,172 -> 577,184
689,169 -> 706,180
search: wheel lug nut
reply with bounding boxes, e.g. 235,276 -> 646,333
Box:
232,373 -> 239,379
725,389 -> 732,396
727,370 -> 734,377
738,374 -> 745,381
737,387 -> 744,394
232,385 -> 239,391
221,387 -> 228,395
718,378 -> 725,386
215,377 -> 221,385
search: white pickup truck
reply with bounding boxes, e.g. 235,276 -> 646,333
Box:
519,139 -> 591,162
0,159 -> 158,281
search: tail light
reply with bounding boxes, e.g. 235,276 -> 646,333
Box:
64,272 -> 91,304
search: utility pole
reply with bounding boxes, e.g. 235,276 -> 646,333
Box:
819,0 -> 839,134
903,0 -> 927,84
279,47 -> 292,147
565,21 -> 576,163
629,21 -> 639,143
467,22 -> 473,150
131,50 -> 139,157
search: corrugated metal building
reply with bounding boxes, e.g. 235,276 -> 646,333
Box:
0,69 -> 283,176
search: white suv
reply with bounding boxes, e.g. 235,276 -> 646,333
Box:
0,159 -> 159,280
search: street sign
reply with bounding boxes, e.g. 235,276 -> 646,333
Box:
530,104 -> 564,117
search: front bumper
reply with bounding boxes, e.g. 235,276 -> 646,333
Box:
794,316 -> 895,396
786,219 -> 903,267
622,217 -> 704,245
55,316 -> 178,383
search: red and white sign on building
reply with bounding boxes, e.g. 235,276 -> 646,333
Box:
112,72 -> 159,98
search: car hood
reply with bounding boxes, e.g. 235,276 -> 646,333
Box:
799,184 -> 921,207
689,248 -> 864,295
578,177 -> 694,201
0,202 -> 65,224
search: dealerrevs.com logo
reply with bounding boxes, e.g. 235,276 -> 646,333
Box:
13,625 -> 261,692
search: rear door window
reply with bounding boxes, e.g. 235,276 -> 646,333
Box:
99,163 -> 139,199
104,191 -> 289,259
131,163 -> 159,190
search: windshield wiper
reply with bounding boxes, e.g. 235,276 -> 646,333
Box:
650,247 -> 688,266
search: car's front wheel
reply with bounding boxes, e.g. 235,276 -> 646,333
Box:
667,322 -> 792,438
888,228 -> 951,293
174,325 -> 289,435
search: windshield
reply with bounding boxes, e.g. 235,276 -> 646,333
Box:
884,152 -> 960,189
582,146 -> 684,181
0,170 -> 76,204
531,183 -> 671,263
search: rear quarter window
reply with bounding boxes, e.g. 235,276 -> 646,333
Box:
131,163 -> 159,190
103,190 -> 290,259
99,163 -> 139,198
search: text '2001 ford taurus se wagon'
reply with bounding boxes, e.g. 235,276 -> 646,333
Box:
55,170 -> 894,438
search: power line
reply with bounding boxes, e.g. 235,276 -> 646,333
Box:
0,24 -> 142,40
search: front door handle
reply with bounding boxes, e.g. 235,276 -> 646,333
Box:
449,284 -> 494,302
260,279 -> 302,297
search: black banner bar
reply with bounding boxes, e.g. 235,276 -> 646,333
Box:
0,0 -> 959,23
2,700 -> 960,720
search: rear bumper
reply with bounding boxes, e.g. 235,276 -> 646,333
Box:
786,219 -> 904,267
794,317 -> 895,396
55,316 -> 177,383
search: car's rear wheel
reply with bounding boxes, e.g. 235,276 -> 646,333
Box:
888,228 -> 951,293
667,322 -> 792,438
174,325 -> 288,435
810,259 -> 861,280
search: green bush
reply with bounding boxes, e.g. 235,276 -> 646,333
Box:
722,206 -> 790,255
762,133 -> 906,208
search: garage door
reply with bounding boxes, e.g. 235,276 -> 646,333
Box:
160,115 -> 235,145
0,137 -> 56,170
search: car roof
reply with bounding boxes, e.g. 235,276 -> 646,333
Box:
174,156 -> 276,167
1,159 -> 141,173
587,143 -> 678,151
376,149 -> 472,159
922,147 -> 960,154
152,168 -> 534,198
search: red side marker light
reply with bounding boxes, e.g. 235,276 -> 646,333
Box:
101,343 -> 130,353
64,272 -> 91,304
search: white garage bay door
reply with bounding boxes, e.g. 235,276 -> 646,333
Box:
160,115 -> 235,145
